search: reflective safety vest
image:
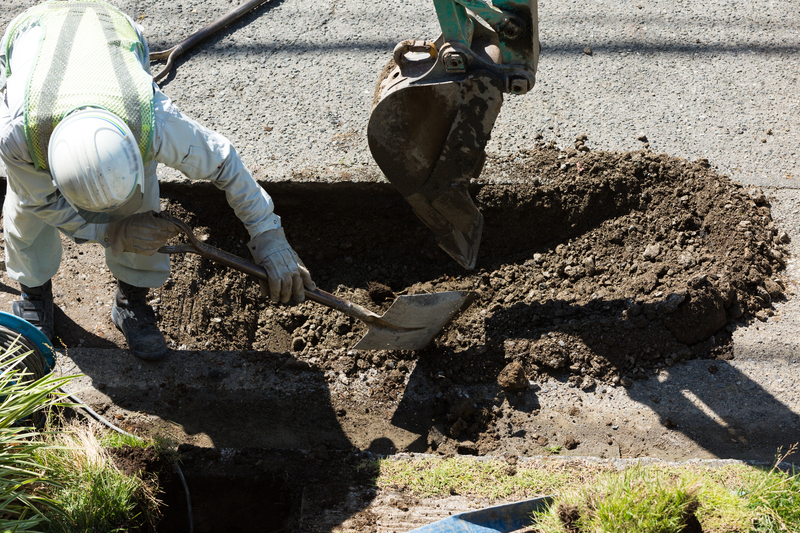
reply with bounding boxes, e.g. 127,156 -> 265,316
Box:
6,0 -> 154,170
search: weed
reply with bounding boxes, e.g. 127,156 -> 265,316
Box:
36,419 -> 163,533
0,341 -> 73,531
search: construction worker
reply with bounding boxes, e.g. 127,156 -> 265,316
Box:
0,0 -> 315,360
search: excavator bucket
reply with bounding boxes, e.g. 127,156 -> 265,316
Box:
368,70 -> 503,270
367,0 -> 539,270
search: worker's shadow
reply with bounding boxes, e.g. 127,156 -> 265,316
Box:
393,295 -> 800,463
0,278 -> 119,350
64,347 -> 380,532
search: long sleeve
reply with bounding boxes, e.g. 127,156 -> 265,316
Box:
151,88 -> 281,238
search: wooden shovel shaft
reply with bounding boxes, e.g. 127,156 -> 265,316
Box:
156,214 -> 401,329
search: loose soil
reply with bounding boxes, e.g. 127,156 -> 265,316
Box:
1,141 -> 790,453
2,140 -> 791,531
160,142 -> 788,450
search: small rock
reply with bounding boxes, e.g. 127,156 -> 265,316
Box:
643,243 -> 661,261
663,417 -> 677,429
748,187 -> 767,205
637,133 -> 648,142
764,279 -> 783,299
777,231 -> 791,244
563,436 -> 580,450
660,292 -> 686,313
708,365 -> 718,374
583,46 -> 592,55
619,377 -> 632,388
497,362 -> 528,390
582,256 -> 596,276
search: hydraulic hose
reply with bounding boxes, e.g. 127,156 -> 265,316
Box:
150,0 -> 272,82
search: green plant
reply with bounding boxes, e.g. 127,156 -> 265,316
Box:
544,445 -> 562,455
739,444 -> 800,532
534,464 -> 699,533
36,420 -> 162,533
0,340 -> 74,532
377,456 -> 590,500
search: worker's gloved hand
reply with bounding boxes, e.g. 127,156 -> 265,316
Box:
248,228 -> 316,303
106,211 -> 179,257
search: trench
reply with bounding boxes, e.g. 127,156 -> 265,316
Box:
152,447 -> 377,533
3,146 -> 794,530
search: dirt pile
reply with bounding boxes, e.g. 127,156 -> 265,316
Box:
157,141 -> 788,390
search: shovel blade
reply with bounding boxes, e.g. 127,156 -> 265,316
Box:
353,291 -> 474,351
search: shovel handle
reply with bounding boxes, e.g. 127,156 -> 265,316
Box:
157,215 -> 384,324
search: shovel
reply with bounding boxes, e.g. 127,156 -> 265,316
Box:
156,213 -> 475,351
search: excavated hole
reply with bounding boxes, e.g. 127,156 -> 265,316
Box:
2,144 -> 791,529
148,145 -> 788,453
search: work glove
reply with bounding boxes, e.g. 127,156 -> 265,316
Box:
248,228 -> 316,303
106,211 -> 179,257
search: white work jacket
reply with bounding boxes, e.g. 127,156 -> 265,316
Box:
0,11 -> 281,247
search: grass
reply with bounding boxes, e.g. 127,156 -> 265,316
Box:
35,419 -> 163,533
374,451 -> 800,533
0,339 -> 167,532
376,455 -> 605,500
534,465 -> 702,533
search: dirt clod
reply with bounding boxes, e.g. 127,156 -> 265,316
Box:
557,503 -> 582,533
497,362 -> 528,390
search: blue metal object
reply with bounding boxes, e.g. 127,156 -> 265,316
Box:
0,311 -> 55,372
407,496 -> 554,533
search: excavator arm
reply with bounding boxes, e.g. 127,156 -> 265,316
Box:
368,0 -> 539,269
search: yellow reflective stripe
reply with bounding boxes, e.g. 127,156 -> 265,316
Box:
20,1 -> 153,170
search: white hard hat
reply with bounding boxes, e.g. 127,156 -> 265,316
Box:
48,108 -> 144,224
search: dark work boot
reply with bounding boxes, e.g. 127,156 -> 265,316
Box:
12,281 -> 55,342
111,280 -> 168,361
